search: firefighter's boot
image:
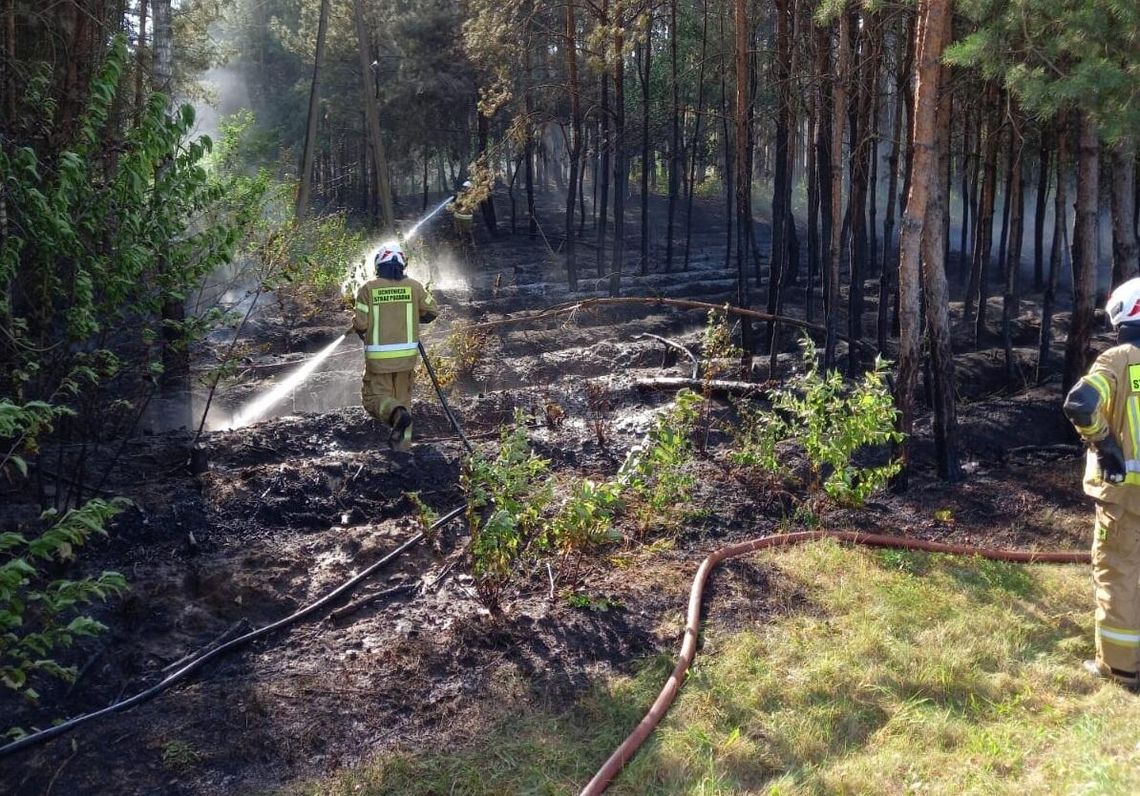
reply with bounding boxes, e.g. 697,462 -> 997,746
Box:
388,407 -> 413,452
1082,658 -> 1139,691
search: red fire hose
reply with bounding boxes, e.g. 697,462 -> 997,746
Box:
579,530 -> 1090,796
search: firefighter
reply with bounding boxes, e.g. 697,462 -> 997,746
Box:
352,241 -> 438,451
1063,276 -> 1140,690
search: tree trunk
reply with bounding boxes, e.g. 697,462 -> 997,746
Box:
564,0 -> 582,291
477,112 -> 499,234
639,30 -> 652,275
353,0 -> 394,230
922,34 -> 960,482
812,21 -> 834,330
597,43 -> 611,276
133,0 -> 148,124
824,12 -> 849,369
965,88 -> 999,345
1063,113 -> 1100,392
609,0 -> 627,296
1002,109 -> 1025,383
1111,139 -> 1139,284
666,0 -> 681,271
1033,130 -> 1051,292
296,0 -> 330,222
895,0 -> 951,486
878,14 -> 910,353
682,0 -> 709,272
1037,115 -> 1068,384
767,0 -> 793,361
733,0 -> 752,354
846,9 -> 879,374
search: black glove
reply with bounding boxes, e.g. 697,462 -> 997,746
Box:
1094,435 -> 1127,484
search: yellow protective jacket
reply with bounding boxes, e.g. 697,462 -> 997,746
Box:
1068,343 -> 1140,512
352,276 -> 438,374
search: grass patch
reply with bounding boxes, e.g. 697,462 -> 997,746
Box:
307,540 -> 1140,795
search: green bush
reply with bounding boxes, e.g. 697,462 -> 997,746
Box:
461,413 -> 551,606
732,337 -> 902,506
1,498 -> 129,710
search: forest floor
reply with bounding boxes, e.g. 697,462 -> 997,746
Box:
1,189 -> 1105,795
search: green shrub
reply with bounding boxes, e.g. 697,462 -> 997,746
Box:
1,498 -> 129,709
619,388 -> 701,533
461,413 -> 551,606
732,337 -> 902,506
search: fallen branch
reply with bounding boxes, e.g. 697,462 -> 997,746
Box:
462,296 -> 876,354
634,377 -> 772,399
635,333 -> 700,379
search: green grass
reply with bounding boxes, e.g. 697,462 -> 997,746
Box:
305,540 -> 1140,795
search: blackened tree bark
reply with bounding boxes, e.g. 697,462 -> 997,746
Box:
639,27 -> 651,276
1063,113 -> 1100,391
767,0 -> 793,361
682,0 -> 709,271
895,0 -> 952,486
824,12 -> 849,369
964,88 -> 999,344
296,0 -> 330,222
609,0 -> 627,296
1036,115 -> 1068,384
666,0 -> 681,271
1033,129 -> 1051,291
1002,109 -> 1025,383
878,13 -> 911,353
1111,139 -> 1139,284
564,0 -> 582,291
734,0 -> 752,353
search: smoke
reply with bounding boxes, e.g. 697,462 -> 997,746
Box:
191,66 -> 252,143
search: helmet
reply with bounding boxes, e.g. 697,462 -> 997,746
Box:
374,241 -> 407,275
1105,278 -> 1140,327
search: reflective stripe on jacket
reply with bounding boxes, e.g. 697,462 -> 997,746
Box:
352,276 -> 438,374
1074,343 -> 1140,512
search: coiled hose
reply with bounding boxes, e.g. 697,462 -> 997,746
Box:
0,504 -> 467,759
578,530 -> 1090,796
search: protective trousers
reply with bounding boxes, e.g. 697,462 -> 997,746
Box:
362,369 -> 413,429
1092,502 -> 1140,674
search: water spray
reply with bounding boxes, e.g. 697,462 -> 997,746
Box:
228,331 -> 351,429
228,187 -> 474,430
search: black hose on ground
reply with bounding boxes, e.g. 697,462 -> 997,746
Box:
0,504 -> 467,759
418,340 -> 474,453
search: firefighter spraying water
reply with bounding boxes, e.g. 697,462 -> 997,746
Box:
227,193 -> 459,431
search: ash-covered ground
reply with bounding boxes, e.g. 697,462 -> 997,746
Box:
2,191 -> 1092,795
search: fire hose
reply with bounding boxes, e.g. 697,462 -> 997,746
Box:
578,530 -> 1090,796
0,504 -> 467,759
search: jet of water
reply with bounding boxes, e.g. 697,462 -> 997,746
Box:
402,195 -> 455,242
228,332 -> 349,428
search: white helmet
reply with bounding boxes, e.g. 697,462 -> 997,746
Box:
1106,277 -> 1140,327
374,241 -> 407,273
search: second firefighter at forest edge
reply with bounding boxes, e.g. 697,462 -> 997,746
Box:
1064,277 -> 1140,690
352,241 -> 438,451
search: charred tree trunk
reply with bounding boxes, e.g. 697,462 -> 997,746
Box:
1036,116 -> 1068,384
597,68 -> 611,276
1002,110 -> 1025,383
895,0 -> 952,486
296,0 -> 330,222
767,0 -> 794,360
1111,139 -> 1139,284
922,33 -> 960,481
1063,113 -> 1100,392
353,0 -> 394,230
878,15 -> 910,353
666,0 -> 681,271
734,0 -> 753,354
812,21 -> 834,330
846,9 -> 879,374
683,0 -> 709,272
609,0 -> 627,296
1033,129 -> 1051,292
639,31 -> 651,275
825,13 -> 850,369
964,89 -> 999,345
564,0 -> 582,291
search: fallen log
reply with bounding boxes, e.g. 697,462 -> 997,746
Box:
634,377 -> 772,399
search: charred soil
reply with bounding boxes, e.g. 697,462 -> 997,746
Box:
1,191 -> 1093,795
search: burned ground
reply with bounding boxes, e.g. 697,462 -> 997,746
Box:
1,192 -> 1093,795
